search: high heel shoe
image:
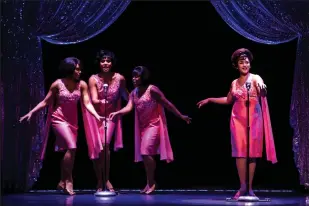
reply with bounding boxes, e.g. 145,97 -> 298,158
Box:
232,189 -> 246,200
63,188 -> 76,196
232,191 -> 241,200
63,182 -> 75,196
57,184 -> 64,191
56,181 -> 65,191
107,186 -> 115,192
145,184 -> 156,195
96,182 -> 103,193
140,185 -> 149,193
96,188 -> 102,192
96,182 -> 116,193
249,190 -> 256,196
106,181 -> 116,192
96,187 -> 116,193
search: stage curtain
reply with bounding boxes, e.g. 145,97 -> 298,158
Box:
1,0 -> 130,191
210,0 -> 309,187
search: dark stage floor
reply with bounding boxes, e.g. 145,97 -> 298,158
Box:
2,189 -> 308,206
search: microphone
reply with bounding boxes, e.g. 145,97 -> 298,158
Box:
103,83 -> 108,93
245,82 -> 251,90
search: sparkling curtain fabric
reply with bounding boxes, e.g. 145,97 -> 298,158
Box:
1,0 -> 130,191
211,0 -> 309,187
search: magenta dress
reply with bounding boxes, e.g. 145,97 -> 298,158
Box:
40,79 -> 81,159
132,85 -> 173,163
230,74 -> 277,163
83,73 -> 123,160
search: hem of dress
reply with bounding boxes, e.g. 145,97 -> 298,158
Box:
232,154 -> 262,158
140,152 -> 159,156
55,146 -> 77,152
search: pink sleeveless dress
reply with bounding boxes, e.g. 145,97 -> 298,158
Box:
51,79 -> 80,151
132,85 -> 173,163
38,79 -> 81,158
230,74 -> 277,163
82,73 -> 123,159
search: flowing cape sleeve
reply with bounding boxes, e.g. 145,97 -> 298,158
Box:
113,98 -> 123,150
82,92 -> 123,160
81,101 -> 102,160
261,96 -> 277,164
134,89 -> 173,163
39,104 -> 53,160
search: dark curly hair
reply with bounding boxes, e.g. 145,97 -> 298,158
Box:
95,49 -> 116,67
132,66 -> 150,86
231,48 -> 253,68
58,57 -> 80,78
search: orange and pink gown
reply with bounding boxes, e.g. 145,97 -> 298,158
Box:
230,74 -> 277,163
83,73 -> 123,160
40,79 -> 81,159
132,85 -> 173,163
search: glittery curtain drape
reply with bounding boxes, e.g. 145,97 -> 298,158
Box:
1,0 -> 130,191
210,0 -> 309,187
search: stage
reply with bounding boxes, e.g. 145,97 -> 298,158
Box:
2,189 -> 306,206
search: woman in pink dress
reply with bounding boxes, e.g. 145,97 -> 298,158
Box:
19,57 -> 104,195
84,50 -> 128,192
109,66 -> 191,194
197,48 -> 277,199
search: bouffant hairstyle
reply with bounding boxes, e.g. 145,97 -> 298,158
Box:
132,66 -> 150,86
231,48 -> 253,68
94,49 -> 116,68
59,57 -> 80,78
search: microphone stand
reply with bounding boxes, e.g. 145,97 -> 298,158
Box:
95,84 -> 117,197
226,82 -> 270,202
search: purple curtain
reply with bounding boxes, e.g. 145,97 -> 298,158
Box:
1,0 -> 130,191
210,0 -> 309,187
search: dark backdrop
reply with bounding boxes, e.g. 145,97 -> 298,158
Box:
33,2 -> 299,190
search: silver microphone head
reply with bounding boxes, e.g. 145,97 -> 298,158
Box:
245,82 -> 251,90
103,83 -> 108,92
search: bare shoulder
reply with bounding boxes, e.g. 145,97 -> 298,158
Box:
50,79 -> 60,89
129,88 -> 136,99
89,74 -> 97,80
231,78 -> 237,87
149,85 -> 163,97
116,73 -> 125,80
150,85 -> 160,92
79,80 -> 88,88
129,90 -> 135,97
89,75 -> 97,84
118,74 -> 126,87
